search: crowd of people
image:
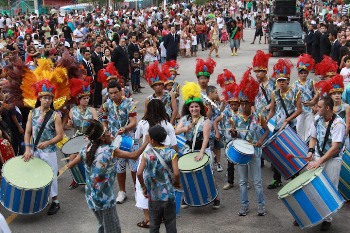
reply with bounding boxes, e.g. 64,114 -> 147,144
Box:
0,0 -> 350,233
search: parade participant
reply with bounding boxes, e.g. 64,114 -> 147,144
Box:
175,82 -> 221,209
315,55 -> 338,80
162,60 -> 180,95
293,54 -> 319,141
214,82 -> 240,189
266,58 -> 302,189
144,61 -> 178,126
102,80 -> 137,204
66,78 -> 98,190
134,99 -> 178,229
252,50 -> 274,167
306,96 -> 345,231
195,57 -> 216,95
232,68 -> 269,216
137,125 -> 180,233
97,62 -> 123,102
67,120 -> 150,233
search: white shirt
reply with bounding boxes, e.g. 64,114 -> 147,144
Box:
159,42 -> 167,57
0,18 -> 4,28
217,17 -> 224,29
191,35 -> 197,45
73,28 -> 84,42
340,67 -> 350,86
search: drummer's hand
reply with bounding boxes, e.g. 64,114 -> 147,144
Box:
37,141 -> 50,149
306,152 -> 314,161
307,160 -> 321,170
255,140 -> 263,147
173,181 -> 181,189
303,101 -> 313,107
117,127 -> 126,135
22,151 -> 33,162
280,120 -> 289,130
195,152 -> 203,161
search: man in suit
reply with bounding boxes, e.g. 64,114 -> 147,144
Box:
163,26 -> 180,61
329,30 -> 341,65
91,44 -> 104,107
128,34 -> 139,60
320,24 -> 331,58
312,24 -> 322,63
306,24 -> 314,55
112,37 -> 130,82
81,49 -> 95,105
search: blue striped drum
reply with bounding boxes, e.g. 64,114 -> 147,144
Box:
262,125 -> 309,179
176,134 -> 188,157
178,152 -> 217,206
278,168 -> 345,229
0,157 -> 54,214
339,149 -> 350,200
225,139 -> 254,165
61,153 -> 86,185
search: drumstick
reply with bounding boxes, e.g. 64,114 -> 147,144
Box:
224,129 -> 250,132
286,154 -> 308,160
61,157 -> 70,161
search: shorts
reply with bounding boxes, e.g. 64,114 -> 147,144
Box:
114,158 -> 139,173
191,45 -> 197,52
214,138 -> 224,149
255,28 -> 263,37
230,39 -> 239,48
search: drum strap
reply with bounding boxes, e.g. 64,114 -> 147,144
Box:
260,85 -> 270,104
191,117 -> 205,152
152,147 -> 174,180
316,114 -> 336,156
34,110 -> 54,151
277,91 -> 291,118
243,116 -> 252,140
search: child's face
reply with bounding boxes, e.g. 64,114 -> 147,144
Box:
209,89 -> 219,101
298,70 -> 308,80
197,76 -> 209,89
134,52 -> 139,58
229,101 -> 240,111
165,83 -> 173,91
346,59 -> 350,68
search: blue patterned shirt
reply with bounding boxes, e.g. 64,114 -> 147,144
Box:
143,147 -> 177,201
80,144 -> 117,210
71,106 -> 94,134
292,79 -> 315,113
274,88 -> 300,130
147,93 -> 173,120
255,77 -> 276,118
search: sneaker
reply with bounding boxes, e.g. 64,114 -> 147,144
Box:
181,200 -> 189,209
234,52 -> 238,56
116,191 -> 127,204
257,205 -> 266,216
293,220 -> 299,227
69,180 -> 78,190
217,163 -> 223,172
238,206 -> 249,216
48,202 -> 60,215
231,52 -> 234,56
212,199 -> 220,209
267,180 -> 282,189
223,183 -> 234,190
321,221 -> 331,231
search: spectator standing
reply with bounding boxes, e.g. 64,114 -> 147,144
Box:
111,37 -> 130,83
306,24 -> 314,55
163,26 -> 180,61
62,21 -> 73,43
320,24 -> 331,58
73,24 -> 84,43
329,30 -> 341,65
312,24 -> 322,63
91,44 -> 104,108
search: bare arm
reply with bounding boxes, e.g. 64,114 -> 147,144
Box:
113,136 -> 149,160
23,111 -> 33,161
195,119 -> 211,161
266,92 -> 275,122
169,93 -> 178,125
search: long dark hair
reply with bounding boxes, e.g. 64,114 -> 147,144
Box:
143,99 -> 169,127
181,101 -> 206,117
84,120 -> 105,167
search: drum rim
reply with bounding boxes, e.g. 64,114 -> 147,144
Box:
0,199 -> 51,215
227,139 -> 254,156
178,152 -> 209,172
278,167 -> 323,199
61,135 -> 90,154
1,157 -> 54,190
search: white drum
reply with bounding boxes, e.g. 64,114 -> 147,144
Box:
61,135 -> 90,154
225,139 -> 255,165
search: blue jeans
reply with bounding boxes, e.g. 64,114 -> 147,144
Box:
197,33 -> 206,50
237,149 -> 265,207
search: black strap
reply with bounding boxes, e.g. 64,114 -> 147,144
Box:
261,85 -> 270,104
34,109 -> 54,151
243,116 -> 252,140
277,90 -> 290,118
316,114 -> 336,156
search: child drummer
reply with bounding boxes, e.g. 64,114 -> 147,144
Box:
231,68 -> 269,216
266,59 -> 302,189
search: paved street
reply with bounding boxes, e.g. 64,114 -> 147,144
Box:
1,29 -> 350,233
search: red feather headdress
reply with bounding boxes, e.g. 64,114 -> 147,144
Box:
315,55 -> 338,78
217,69 -> 236,87
69,78 -> 92,99
145,62 -> 167,86
163,60 -> 179,74
222,83 -> 239,102
238,68 -> 259,102
97,62 -> 121,87
272,58 -> 294,79
195,57 -> 216,77
252,50 -> 272,72
316,74 -> 344,96
296,53 -> 315,72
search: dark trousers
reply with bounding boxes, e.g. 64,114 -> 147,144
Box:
10,127 -> 24,156
131,72 -> 140,89
272,166 -> 282,182
149,200 -> 177,233
198,33 -> 206,50
93,81 -> 102,108
227,160 -> 235,184
166,54 -> 177,61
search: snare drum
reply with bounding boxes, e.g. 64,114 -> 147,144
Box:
61,135 -> 90,155
225,139 -> 254,165
178,152 -> 218,206
262,125 -> 308,179
0,157 -> 54,214
339,149 -> 350,200
112,135 -> 134,152
278,168 -> 345,229
56,134 -> 69,149
61,153 -> 86,185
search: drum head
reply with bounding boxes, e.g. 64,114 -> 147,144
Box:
112,136 -> 122,148
61,135 -> 89,154
178,152 -> 209,172
231,139 -> 254,155
2,157 -> 54,189
278,167 -> 323,199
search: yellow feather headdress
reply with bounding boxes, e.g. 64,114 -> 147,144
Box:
181,82 -> 202,105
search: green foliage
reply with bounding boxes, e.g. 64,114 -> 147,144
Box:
0,0 -> 8,7
344,0 -> 350,5
195,0 -> 207,6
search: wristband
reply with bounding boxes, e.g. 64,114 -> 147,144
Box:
308,148 -> 315,153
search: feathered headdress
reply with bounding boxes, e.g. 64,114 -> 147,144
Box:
272,58 -> 294,80
296,54 -> 315,72
21,58 -> 70,109
238,68 -> 259,102
182,82 -> 202,105
97,62 -> 121,87
145,61 -> 167,86
162,64 -> 176,85
222,83 -> 239,102
316,74 -> 344,96
315,55 -> 338,78
252,50 -> 271,72
195,57 -> 216,78
56,51 -> 85,80
217,69 -> 236,87
69,78 -> 91,99
163,60 -> 179,74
